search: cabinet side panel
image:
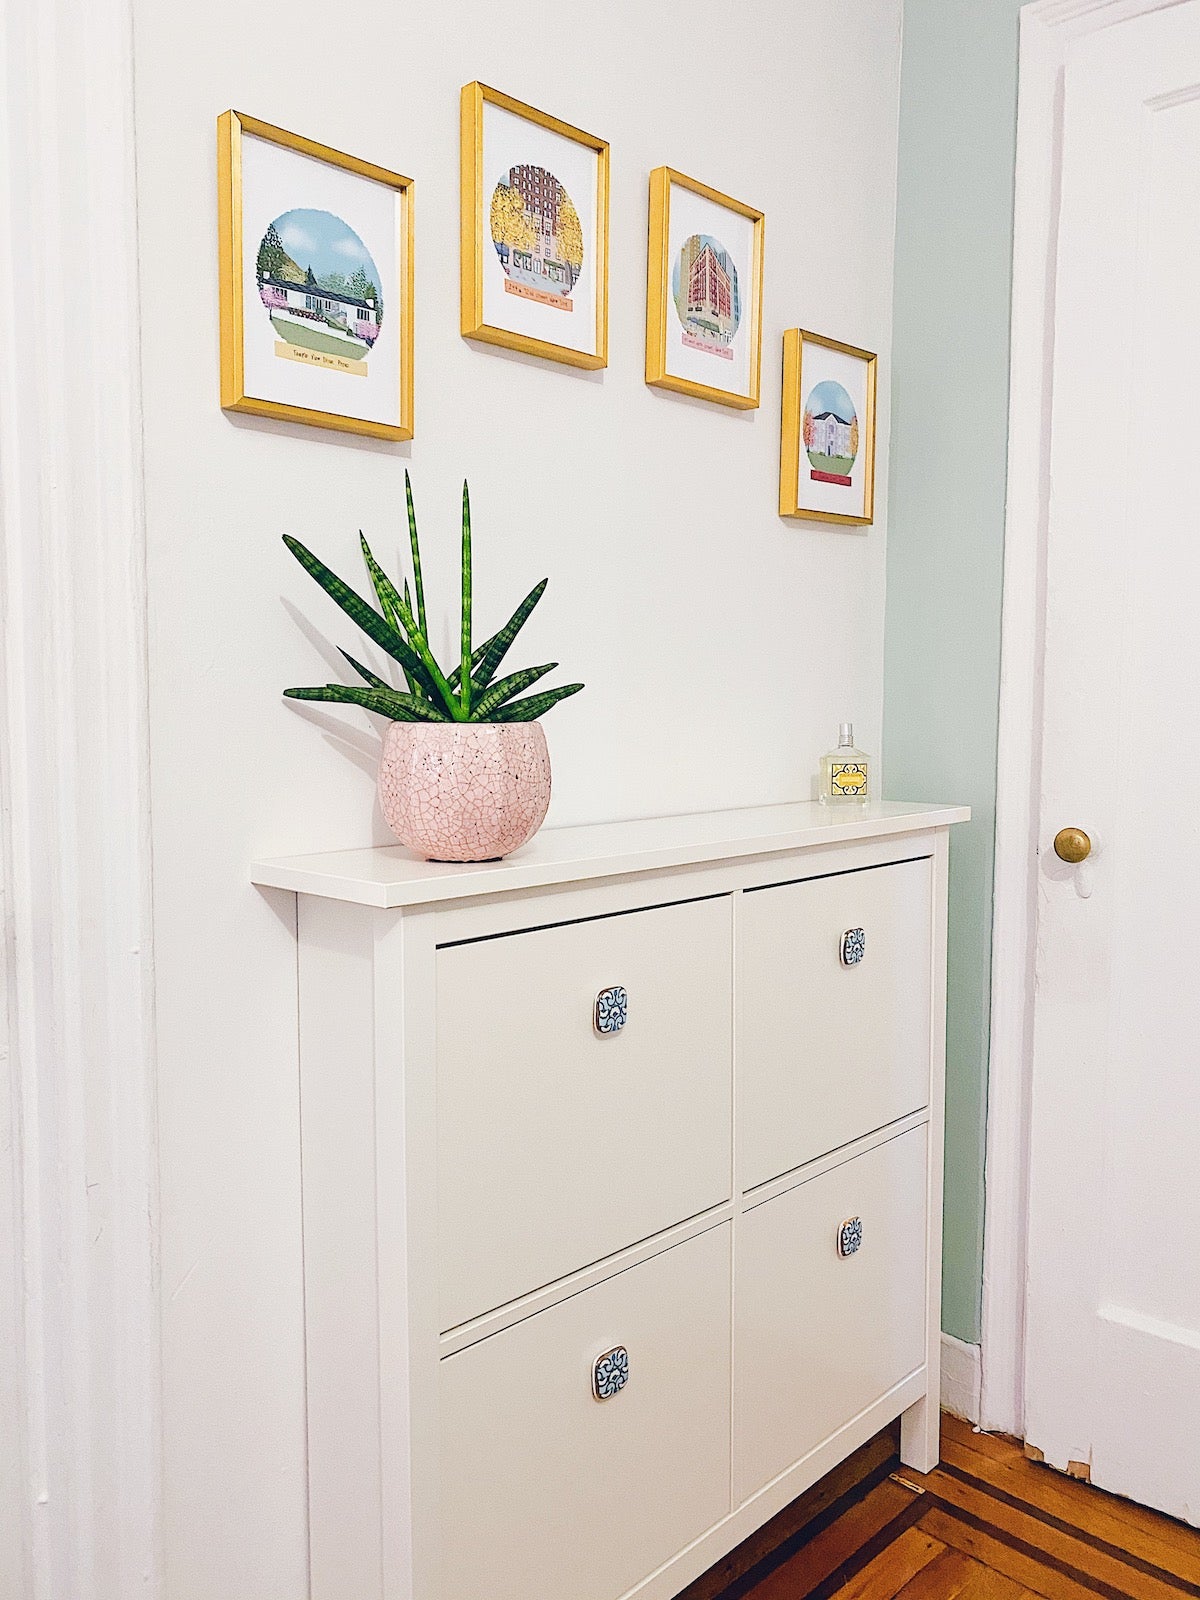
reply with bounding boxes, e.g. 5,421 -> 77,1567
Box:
901,828 -> 949,1469
299,895 -> 384,1599
375,909 -> 440,1600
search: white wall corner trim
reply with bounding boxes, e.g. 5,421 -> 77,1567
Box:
940,1334 -> 982,1424
983,0 -> 1187,1440
0,0 -> 161,1595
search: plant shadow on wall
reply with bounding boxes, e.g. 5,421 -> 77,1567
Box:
283,473 -> 584,863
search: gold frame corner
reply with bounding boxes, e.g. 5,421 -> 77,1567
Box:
460,82 -> 609,372
778,328 -> 877,526
217,109 -> 415,442
644,165 -> 764,411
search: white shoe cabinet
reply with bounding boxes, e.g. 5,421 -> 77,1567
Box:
251,799 -> 967,1600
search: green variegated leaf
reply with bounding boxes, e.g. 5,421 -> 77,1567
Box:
361,536 -> 423,694
359,534 -> 407,633
491,682 -> 585,721
361,532 -> 403,634
339,649 -> 390,691
404,469 -> 428,637
447,639 -> 490,692
469,579 -> 548,692
399,582 -> 421,694
282,535 -> 440,701
383,572 -> 462,719
459,481 -> 473,717
283,684 -> 448,722
356,532 -> 460,717
468,662 -> 557,722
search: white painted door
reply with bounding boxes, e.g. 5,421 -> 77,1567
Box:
1024,0 -> 1200,1522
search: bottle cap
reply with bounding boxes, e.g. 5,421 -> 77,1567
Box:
839,722 -> 854,747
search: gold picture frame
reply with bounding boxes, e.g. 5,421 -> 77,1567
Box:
779,329 -> 877,525
218,111 -> 414,441
460,82 -> 609,370
645,166 -> 764,409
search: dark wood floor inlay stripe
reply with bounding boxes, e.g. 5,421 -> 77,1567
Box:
919,1491 -> 1141,1600
713,1456 -> 913,1600
796,1495 -> 930,1600
713,1415 -> 1200,1600
934,1461 -> 1200,1600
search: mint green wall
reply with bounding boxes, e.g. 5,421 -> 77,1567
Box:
886,0 -> 1024,1344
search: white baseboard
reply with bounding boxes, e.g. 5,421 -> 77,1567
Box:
941,1333 -> 982,1423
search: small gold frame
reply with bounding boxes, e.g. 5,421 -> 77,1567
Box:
460,82 -> 609,370
645,166 -> 764,410
779,328 -> 877,525
218,111 -> 414,441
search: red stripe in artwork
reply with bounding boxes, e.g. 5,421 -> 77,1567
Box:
810,470 -> 853,486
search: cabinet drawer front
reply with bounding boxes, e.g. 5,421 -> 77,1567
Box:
738,858 -> 932,1191
437,896 -> 732,1329
735,1126 -> 928,1501
440,1223 -> 731,1600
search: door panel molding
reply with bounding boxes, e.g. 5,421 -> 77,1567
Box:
983,0 -> 1191,1438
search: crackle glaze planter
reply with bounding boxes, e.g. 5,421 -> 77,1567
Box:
378,722 -> 552,862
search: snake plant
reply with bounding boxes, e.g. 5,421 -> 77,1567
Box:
283,474 -> 584,724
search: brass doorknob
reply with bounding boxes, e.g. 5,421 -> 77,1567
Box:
1053,827 -> 1091,864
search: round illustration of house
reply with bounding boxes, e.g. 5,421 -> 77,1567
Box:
803,381 -> 859,485
672,233 -> 740,358
256,208 -> 383,366
490,165 -> 584,307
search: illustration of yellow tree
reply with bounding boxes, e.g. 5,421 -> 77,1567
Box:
848,417 -> 860,457
490,183 -> 535,253
555,193 -> 584,276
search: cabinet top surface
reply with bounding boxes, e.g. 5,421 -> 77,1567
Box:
250,800 -> 969,909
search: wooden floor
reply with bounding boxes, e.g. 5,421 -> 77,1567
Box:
681,1415 -> 1200,1600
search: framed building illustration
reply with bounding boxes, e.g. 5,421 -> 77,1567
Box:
218,111 -> 414,441
779,329 -> 877,525
645,167 -> 764,409
460,82 -> 609,370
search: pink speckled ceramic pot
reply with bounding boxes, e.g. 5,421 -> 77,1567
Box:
378,721 -> 552,862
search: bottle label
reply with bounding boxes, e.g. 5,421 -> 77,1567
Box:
831,762 -> 868,797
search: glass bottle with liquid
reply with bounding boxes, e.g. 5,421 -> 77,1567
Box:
819,722 -> 870,806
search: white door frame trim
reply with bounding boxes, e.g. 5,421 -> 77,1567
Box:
982,0 -> 1192,1437
0,0 -> 161,1593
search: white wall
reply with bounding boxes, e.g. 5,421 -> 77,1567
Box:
132,3 -> 903,1593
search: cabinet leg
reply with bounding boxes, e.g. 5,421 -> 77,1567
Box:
900,1392 -> 941,1472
